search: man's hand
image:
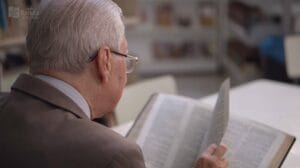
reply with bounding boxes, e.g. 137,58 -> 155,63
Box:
194,144 -> 228,168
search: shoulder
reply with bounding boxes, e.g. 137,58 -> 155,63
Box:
0,88 -> 145,167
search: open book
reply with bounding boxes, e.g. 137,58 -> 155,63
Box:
126,80 -> 295,168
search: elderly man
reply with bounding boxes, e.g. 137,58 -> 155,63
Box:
0,0 -> 228,167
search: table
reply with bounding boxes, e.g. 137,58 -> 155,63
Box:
112,79 -> 300,167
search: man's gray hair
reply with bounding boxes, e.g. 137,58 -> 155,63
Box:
27,0 -> 125,73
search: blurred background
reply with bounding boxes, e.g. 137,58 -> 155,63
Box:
0,0 -> 300,99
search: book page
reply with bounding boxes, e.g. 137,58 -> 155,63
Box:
222,116 -> 294,168
135,94 -> 211,168
200,79 -> 230,152
169,104 -> 211,168
128,81 -> 295,168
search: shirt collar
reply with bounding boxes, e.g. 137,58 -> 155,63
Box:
35,75 -> 91,119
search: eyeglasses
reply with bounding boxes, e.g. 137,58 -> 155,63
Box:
111,50 -> 139,74
87,50 -> 139,74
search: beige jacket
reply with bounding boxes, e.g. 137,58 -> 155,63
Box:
0,74 -> 145,168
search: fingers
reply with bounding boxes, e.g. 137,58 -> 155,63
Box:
195,144 -> 228,168
201,144 -> 227,157
196,155 -> 228,168
204,144 -> 218,155
213,144 -> 227,158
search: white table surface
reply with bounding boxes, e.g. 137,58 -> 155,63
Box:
112,79 -> 300,167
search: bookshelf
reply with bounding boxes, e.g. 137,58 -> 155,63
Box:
221,0 -> 296,83
0,36 -> 26,49
126,0 -> 224,75
0,0 -> 40,43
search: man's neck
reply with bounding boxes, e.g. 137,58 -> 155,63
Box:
32,70 -> 110,119
35,74 -> 92,119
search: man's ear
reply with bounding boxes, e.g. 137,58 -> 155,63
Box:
95,47 -> 112,83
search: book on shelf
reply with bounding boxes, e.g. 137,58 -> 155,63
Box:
127,79 -> 296,168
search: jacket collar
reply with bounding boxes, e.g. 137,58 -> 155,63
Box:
11,74 -> 89,120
